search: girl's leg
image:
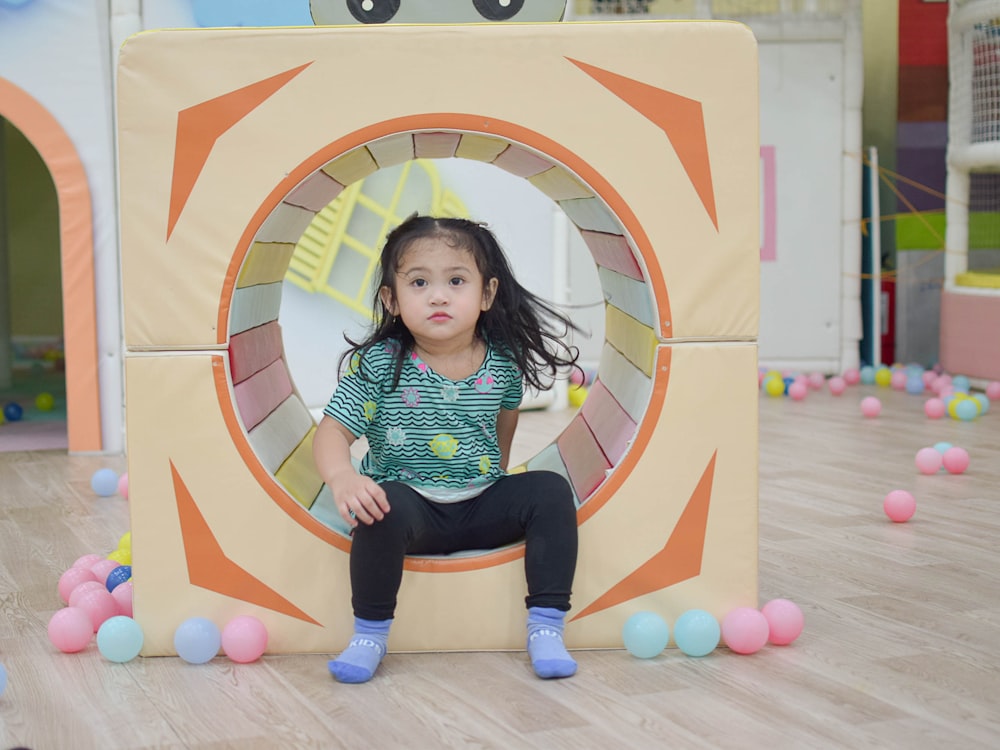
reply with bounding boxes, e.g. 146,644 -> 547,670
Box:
451,471 -> 579,679
329,481 -> 430,683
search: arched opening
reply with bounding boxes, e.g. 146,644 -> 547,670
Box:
0,79 -> 101,452
221,129 -> 663,566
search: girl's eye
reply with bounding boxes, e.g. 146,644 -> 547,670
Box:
411,278 -> 427,288
449,277 -> 465,286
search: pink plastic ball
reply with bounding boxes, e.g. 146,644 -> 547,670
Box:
760,598 -> 804,645
721,607 -> 770,655
72,553 -> 104,570
843,368 -> 860,385
860,396 -> 881,418
48,606 -> 94,653
890,371 -> 907,391
922,370 -> 937,387
58,566 -> 98,604
883,489 -> 916,522
915,447 -> 943,475
788,382 -> 808,401
221,615 -> 269,663
73,587 -> 119,632
117,472 -> 129,500
90,558 -> 120,583
987,381 -> 1000,400
942,446 -> 970,475
112,580 -> 134,617
828,376 -> 846,396
924,398 -> 946,419
69,580 -> 107,608
807,372 -> 825,390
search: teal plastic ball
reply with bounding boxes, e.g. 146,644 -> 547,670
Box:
622,612 -> 670,659
673,609 -> 721,657
97,616 -> 144,663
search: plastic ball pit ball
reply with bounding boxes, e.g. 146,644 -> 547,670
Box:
72,553 -> 104,570
942,446 -> 970,475
3,402 -> 23,422
883,490 -> 916,523
74,586 -> 119,632
97,616 -> 144,663
58,566 -> 98,604
112,580 -> 134,617
924,398 -> 946,419
763,376 -> 785,398
807,372 -> 825,390
828,376 -> 846,396
48,607 -> 94,653
222,615 -> 269,663
105,564 -> 132,593
721,607 -> 770,655
915,447 -> 943,475
117,472 -> 129,500
987,381 -> 1000,401
843,368 -> 860,385
35,392 -> 55,411
622,611 -> 670,659
90,468 -> 120,497
860,396 -> 881,418
874,367 -> 892,387
68,580 -> 107,608
760,598 -> 804,645
0,661 -> 6,697
672,609 -> 721,657
954,399 -> 978,422
788,381 -> 808,401
174,617 -> 222,664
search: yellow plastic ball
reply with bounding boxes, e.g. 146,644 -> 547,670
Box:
107,547 -> 131,565
874,367 -> 892,387
764,376 -> 785,397
568,384 -> 588,408
35,392 -> 55,411
118,531 -> 132,551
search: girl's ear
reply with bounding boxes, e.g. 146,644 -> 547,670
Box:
481,277 -> 499,311
379,286 -> 397,315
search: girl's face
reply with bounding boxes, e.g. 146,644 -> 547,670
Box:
380,236 -> 498,349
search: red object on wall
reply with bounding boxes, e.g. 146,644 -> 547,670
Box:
898,0 -> 949,67
880,279 -> 895,366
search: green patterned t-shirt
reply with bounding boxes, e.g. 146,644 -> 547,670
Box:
323,340 -> 523,497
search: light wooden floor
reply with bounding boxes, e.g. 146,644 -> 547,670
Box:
2,385 -> 1000,749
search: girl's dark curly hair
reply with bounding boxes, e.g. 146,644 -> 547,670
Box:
340,214 -> 582,392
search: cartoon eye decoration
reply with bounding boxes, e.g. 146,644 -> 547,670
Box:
346,0 -> 400,24
472,0 -> 525,21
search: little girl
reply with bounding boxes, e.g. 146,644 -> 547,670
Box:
313,214 -> 582,683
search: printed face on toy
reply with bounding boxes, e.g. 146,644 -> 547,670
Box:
381,237 -> 498,349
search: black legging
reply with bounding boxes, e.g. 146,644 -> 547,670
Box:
348,470 -> 578,621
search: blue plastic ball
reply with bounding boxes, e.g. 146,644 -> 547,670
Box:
90,468 -> 119,497
973,393 -> 990,415
952,375 -> 971,393
955,399 -> 979,421
3,402 -> 23,422
174,617 -> 221,664
97,616 -> 144,663
933,442 -> 953,454
673,609 -> 722,657
622,612 -> 670,659
905,376 -> 925,395
0,661 -> 7,697
860,365 -> 875,385
106,565 -> 132,592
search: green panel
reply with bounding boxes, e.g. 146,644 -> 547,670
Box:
895,213 -> 944,250
969,212 -> 1000,250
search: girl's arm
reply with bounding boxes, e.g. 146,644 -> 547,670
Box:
497,407 -> 519,470
313,415 -> 389,527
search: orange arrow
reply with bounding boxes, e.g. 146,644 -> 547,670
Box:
171,460 -> 321,625
571,451 -> 716,621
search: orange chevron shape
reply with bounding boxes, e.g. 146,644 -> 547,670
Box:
571,451 -> 716,621
171,460 -> 321,625
167,62 -> 312,240
567,57 -> 718,231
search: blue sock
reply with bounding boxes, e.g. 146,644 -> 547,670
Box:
527,607 -> 577,679
328,617 -> 392,684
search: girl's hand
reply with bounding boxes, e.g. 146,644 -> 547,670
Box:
328,471 -> 390,528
